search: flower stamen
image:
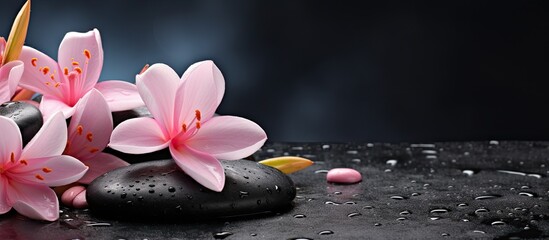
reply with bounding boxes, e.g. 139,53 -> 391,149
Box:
42,66 -> 50,75
10,152 -> 15,163
83,49 -> 91,60
64,67 -> 69,75
182,123 -> 187,132
42,167 -> 52,173
31,58 -> 37,67
20,159 -> 28,165
89,148 -> 99,153
76,125 -> 83,135
35,174 -> 44,180
86,132 -> 93,142
195,110 -> 201,121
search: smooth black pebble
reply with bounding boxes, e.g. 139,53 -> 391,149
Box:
0,101 -> 43,145
87,159 -> 296,219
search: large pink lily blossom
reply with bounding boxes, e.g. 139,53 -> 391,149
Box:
109,61 -> 267,192
18,29 -> 143,119
0,112 -> 88,221
0,37 -> 24,103
64,89 -> 129,184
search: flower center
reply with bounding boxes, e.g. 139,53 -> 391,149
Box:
65,123 -> 100,155
181,109 -> 202,138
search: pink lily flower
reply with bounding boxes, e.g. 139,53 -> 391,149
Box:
18,29 -> 143,119
109,61 -> 267,192
0,37 -> 24,103
64,89 -> 129,184
0,112 -> 88,221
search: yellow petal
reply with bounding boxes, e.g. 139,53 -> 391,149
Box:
3,0 -> 31,63
259,156 -> 314,174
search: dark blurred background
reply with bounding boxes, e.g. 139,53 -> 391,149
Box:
1,1 -> 548,142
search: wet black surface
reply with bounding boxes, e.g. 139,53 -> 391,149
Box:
1,141 -> 548,239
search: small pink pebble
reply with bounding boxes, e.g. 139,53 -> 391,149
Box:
72,190 -> 89,209
61,186 -> 86,207
326,168 -> 362,184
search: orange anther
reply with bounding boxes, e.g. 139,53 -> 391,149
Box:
89,148 -> 99,153
50,74 -> 55,80
86,132 -> 93,142
139,64 -> 149,75
196,121 -> 201,129
54,82 -> 60,88
64,67 -> 69,75
20,159 -> 28,165
42,67 -> 50,75
35,174 -> 44,180
31,58 -> 37,67
74,67 -> 82,74
10,152 -> 15,163
182,123 -> 187,132
195,110 -> 201,121
72,61 -> 80,66
45,82 -> 51,86
77,125 -> 83,135
42,167 -> 52,173
84,49 -> 91,59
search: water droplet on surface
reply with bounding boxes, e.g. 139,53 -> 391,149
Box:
519,192 -> 536,197
318,230 -> 334,235
390,195 -> 407,200
293,214 -> 306,218
475,208 -> 489,214
213,231 -> 233,239
491,220 -> 506,226
462,170 -> 475,176
333,191 -> 342,195
168,186 -> 176,193
86,222 -> 112,227
386,159 -> 398,166
348,212 -> 362,217
322,144 -> 330,150
475,194 -> 502,200
421,150 -> 437,155
325,201 -> 340,205
473,230 -> 486,234
430,208 -> 450,214
363,205 -> 374,209
430,217 -> 441,221
315,170 -> 329,174
396,217 -> 407,221
239,191 -> 249,198
457,203 -> 468,208
411,192 -> 421,197
120,193 -> 127,199
441,233 -> 450,237
374,223 -> 382,226
399,210 -> 412,216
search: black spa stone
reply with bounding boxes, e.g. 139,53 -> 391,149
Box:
86,159 -> 296,220
0,101 -> 43,145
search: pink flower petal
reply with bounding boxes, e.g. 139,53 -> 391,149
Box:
66,89 -> 112,159
7,182 -> 59,221
0,176 -> 12,214
185,116 -> 267,160
39,95 -> 76,119
10,155 -> 88,187
0,37 -> 5,58
109,117 -> 170,154
175,61 -> 224,129
169,143 -> 225,192
18,46 -> 64,99
94,80 -> 144,112
21,112 -> 67,160
78,152 -> 129,184
136,63 -> 180,137
0,116 -> 22,164
0,60 -> 24,102
58,29 -> 103,94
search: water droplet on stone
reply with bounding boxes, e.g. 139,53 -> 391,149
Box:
475,194 -> 502,200
374,223 -> 382,226
399,210 -> 412,216
348,212 -> 361,217
318,230 -> 334,235
430,208 -> 450,214
325,201 -> 340,205
473,230 -> 486,234
519,192 -> 536,197
363,205 -> 374,209
213,231 -> 233,239
168,186 -> 176,193
491,220 -> 506,226
475,208 -> 489,214
386,159 -> 398,166
462,170 -> 475,176
293,214 -> 306,218
390,195 -> 407,200
314,170 -> 329,174
239,191 -> 249,198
